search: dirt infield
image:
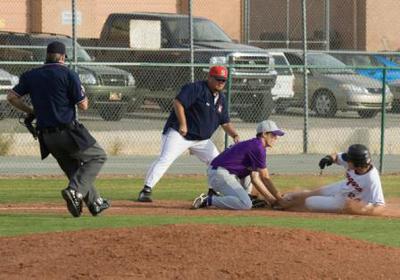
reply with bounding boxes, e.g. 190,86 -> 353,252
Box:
1,201 -> 400,279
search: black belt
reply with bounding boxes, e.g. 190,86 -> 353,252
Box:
39,121 -> 77,134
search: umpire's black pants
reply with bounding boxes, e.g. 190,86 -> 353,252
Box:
42,130 -> 107,207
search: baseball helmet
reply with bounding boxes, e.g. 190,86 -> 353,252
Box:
342,144 -> 371,167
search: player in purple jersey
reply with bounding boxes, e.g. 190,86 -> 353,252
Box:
192,120 -> 285,210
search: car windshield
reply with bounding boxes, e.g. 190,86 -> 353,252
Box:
30,37 -> 92,62
353,55 -> 381,66
307,53 -> 354,74
165,18 -> 232,43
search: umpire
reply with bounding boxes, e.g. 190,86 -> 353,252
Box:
7,41 -> 110,217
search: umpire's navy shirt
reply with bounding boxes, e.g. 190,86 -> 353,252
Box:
12,63 -> 85,129
163,80 -> 230,140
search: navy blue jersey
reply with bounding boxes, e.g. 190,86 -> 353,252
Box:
12,63 -> 85,129
163,80 -> 230,140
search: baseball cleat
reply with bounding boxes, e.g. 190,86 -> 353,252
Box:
61,188 -> 83,217
138,187 -> 152,202
192,193 -> 208,209
89,197 -> 111,216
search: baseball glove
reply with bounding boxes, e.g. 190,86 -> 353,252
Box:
21,113 -> 37,139
249,195 -> 271,209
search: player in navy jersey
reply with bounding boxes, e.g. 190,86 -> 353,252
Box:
138,66 -> 239,202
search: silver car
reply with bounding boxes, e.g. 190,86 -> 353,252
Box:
284,52 -> 393,118
0,68 -> 19,119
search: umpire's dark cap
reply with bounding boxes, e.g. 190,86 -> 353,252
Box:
47,41 -> 67,57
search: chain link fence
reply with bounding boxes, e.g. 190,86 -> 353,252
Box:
0,0 -> 399,175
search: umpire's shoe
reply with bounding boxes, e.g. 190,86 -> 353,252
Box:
61,188 -> 83,217
89,197 -> 111,216
138,186 -> 152,202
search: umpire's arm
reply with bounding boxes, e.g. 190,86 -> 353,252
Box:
6,90 -> 34,115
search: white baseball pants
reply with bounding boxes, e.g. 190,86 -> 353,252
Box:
144,128 -> 219,188
304,181 -> 347,212
207,166 -> 253,210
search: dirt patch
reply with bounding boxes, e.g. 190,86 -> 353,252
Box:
2,199 -> 400,218
1,200 -> 400,279
1,224 -> 400,279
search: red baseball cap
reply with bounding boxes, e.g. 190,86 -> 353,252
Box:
209,65 -> 228,80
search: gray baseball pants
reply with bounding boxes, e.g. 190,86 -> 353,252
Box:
42,130 -> 107,206
207,166 -> 252,210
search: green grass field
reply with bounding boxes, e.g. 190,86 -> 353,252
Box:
0,175 -> 400,247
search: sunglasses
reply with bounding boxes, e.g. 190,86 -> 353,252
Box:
213,77 -> 227,82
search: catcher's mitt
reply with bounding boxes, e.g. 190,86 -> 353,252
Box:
20,113 -> 37,139
249,195 -> 271,209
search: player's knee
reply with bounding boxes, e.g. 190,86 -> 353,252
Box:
304,197 -> 317,211
157,155 -> 176,165
240,196 -> 253,210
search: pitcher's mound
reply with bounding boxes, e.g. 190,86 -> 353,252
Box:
1,224 -> 400,279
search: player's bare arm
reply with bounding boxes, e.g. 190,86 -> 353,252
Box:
344,199 -> 385,216
173,99 -> 187,136
77,96 -> 89,111
221,123 -> 239,143
250,171 -> 276,205
258,168 -> 283,201
6,90 -> 34,115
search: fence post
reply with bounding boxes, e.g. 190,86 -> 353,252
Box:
71,0 -> 78,120
379,67 -> 387,174
189,0 -> 194,82
302,0 -> 309,153
224,64 -> 233,149
71,0 -> 77,71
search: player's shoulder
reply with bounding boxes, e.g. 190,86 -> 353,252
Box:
23,65 -> 43,76
243,137 -> 264,152
180,80 -> 201,92
368,165 -> 380,177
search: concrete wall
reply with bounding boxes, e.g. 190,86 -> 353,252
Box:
366,0 -> 400,51
249,0 -> 366,50
0,0 -> 29,32
0,1 -> 399,50
0,0 -> 241,41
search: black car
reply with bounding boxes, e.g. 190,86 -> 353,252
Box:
80,13 -> 277,122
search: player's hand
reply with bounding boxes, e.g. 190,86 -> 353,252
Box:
319,155 -> 334,169
232,134 -> 240,143
179,125 -> 187,136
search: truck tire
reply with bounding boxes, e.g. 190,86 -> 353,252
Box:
357,110 -> 378,119
98,103 -> 126,121
313,90 -> 337,117
237,93 -> 275,122
390,99 -> 400,113
0,103 -> 8,120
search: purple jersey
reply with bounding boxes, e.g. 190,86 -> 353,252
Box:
211,138 -> 266,178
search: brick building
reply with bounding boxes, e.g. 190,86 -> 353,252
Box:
0,0 -> 399,51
